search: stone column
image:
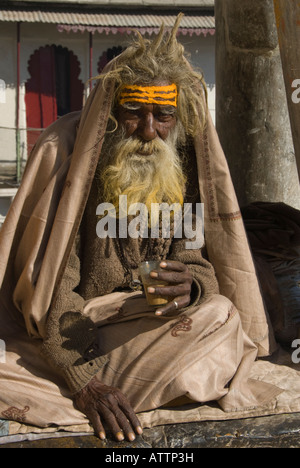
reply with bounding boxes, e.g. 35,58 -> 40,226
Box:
215,0 -> 300,209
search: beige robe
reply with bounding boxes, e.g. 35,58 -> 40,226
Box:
0,54 -> 299,437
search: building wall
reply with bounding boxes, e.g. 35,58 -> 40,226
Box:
14,0 -> 215,6
0,23 -> 18,166
0,21 -> 215,219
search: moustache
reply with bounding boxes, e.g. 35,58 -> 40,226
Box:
116,136 -> 172,160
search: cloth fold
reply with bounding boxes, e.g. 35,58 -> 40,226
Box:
0,291 -> 285,433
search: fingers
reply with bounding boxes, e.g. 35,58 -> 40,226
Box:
150,261 -> 192,286
118,394 -> 143,436
155,295 -> 191,316
104,393 -> 143,441
75,380 -> 143,443
97,400 -> 134,441
96,391 -> 142,442
158,260 -> 187,272
148,261 -> 192,315
85,407 -> 107,441
148,283 -> 190,297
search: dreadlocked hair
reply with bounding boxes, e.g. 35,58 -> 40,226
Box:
95,13 -> 208,137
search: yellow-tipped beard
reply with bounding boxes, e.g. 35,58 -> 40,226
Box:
99,128 -> 186,218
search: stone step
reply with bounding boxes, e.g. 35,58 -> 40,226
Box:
1,413 -> 300,448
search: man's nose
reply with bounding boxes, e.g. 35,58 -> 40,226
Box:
137,113 -> 157,141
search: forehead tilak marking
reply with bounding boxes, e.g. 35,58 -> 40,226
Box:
119,83 -> 178,107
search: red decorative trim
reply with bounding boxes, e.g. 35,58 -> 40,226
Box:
201,306 -> 234,341
171,314 -> 193,337
1,406 -> 30,423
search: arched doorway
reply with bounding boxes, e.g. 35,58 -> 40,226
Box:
25,45 -> 84,155
97,46 -> 124,73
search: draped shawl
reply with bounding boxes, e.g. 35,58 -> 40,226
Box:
0,57 -> 274,357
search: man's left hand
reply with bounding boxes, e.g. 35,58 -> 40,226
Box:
148,260 -> 193,316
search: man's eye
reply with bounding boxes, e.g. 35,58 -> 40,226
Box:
125,109 -> 139,117
156,113 -> 175,121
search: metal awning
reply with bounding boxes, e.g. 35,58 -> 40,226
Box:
0,9 -> 215,36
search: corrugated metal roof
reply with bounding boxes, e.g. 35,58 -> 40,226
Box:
11,0 -> 215,7
0,9 -> 215,29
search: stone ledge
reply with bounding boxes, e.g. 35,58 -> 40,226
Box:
1,413 -> 300,448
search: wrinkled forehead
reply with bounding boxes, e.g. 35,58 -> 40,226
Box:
118,83 -> 178,108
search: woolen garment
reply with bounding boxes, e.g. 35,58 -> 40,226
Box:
42,172 -> 220,393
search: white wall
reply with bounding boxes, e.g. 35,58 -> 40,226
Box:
0,23 -> 18,164
180,33 -> 216,123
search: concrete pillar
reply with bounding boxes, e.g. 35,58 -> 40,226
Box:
215,0 -> 300,209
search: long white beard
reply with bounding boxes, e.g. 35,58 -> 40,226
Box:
99,126 -> 186,214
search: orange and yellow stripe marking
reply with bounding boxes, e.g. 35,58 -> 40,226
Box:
119,83 -> 178,107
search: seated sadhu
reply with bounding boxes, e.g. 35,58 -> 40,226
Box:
0,16 -> 282,442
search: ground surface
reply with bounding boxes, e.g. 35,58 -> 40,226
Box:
1,413 -> 300,448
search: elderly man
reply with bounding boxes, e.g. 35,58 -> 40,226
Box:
0,17 -> 279,442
